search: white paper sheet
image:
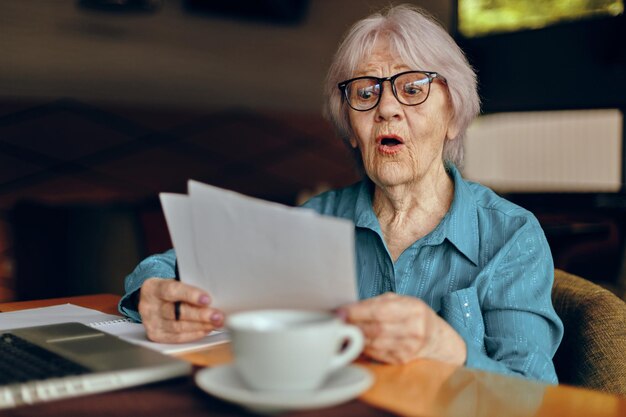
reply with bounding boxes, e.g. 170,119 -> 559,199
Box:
160,180 -> 357,313
159,193 -> 208,292
0,304 -> 122,331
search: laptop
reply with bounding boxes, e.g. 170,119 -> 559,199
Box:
0,322 -> 191,409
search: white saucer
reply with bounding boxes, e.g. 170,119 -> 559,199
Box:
195,364 -> 374,414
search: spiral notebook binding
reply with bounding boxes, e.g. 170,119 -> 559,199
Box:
87,317 -> 134,327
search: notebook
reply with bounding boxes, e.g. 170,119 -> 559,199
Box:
0,304 -> 229,354
0,322 -> 191,409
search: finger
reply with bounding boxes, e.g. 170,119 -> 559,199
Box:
160,302 -> 224,326
164,330 -> 213,344
370,335 -> 422,354
366,332 -> 425,364
145,318 -> 216,342
365,346 -> 408,365
146,327 -> 214,344
155,279 -> 211,306
161,318 -> 217,334
343,293 -> 422,322
359,321 -> 406,339
339,299 -> 382,322
364,333 -> 417,364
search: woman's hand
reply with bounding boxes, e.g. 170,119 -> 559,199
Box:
138,278 -> 224,343
339,292 -> 467,365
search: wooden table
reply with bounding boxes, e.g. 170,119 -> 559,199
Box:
1,294 -> 625,417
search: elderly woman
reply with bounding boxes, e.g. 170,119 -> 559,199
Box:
119,5 -> 563,383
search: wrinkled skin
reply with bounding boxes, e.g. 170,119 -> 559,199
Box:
139,278 -> 223,343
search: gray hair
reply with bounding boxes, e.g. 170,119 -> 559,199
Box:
324,4 -> 480,168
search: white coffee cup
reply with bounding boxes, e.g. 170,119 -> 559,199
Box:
226,309 -> 364,392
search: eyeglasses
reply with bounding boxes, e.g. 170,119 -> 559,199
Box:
337,70 -> 445,112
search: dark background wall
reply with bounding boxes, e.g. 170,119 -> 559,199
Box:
457,13 -> 625,113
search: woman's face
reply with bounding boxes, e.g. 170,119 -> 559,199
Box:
347,40 -> 458,188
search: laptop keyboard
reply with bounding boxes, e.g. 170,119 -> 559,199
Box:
0,323 -> 190,409
0,333 -> 90,385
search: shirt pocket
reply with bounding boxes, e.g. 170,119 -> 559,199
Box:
439,287 -> 486,354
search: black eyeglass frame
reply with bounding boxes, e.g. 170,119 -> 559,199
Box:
337,70 -> 446,112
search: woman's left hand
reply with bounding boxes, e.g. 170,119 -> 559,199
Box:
339,292 -> 467,365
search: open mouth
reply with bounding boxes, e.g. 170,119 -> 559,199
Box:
377,135 -> 404,154
380,137 -> 403,146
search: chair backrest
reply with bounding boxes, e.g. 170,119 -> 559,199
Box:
552,269 -> 626,395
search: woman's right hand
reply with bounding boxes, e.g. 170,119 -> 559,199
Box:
138,278 -> 224,343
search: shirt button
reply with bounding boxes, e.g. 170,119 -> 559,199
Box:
465,313 -> 470,317
463,303 -> 469,307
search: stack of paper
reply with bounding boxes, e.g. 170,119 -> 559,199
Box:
160,181 -> 357,313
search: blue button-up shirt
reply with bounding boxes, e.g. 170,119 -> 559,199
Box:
302,165 -> 562,383
120,165 -> 563,383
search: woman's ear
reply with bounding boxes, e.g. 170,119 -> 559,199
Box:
446,120 -> 460,141
349,136 -> 358,148
444,93 -> 460,140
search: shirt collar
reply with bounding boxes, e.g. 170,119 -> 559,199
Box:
352,164 -> 479,266
353,179 -> 381,232
437,164 -> 479,266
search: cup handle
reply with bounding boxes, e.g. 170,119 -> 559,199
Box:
329,324 -> 364,372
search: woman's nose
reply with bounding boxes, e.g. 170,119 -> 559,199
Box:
375,82 -> 402,121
